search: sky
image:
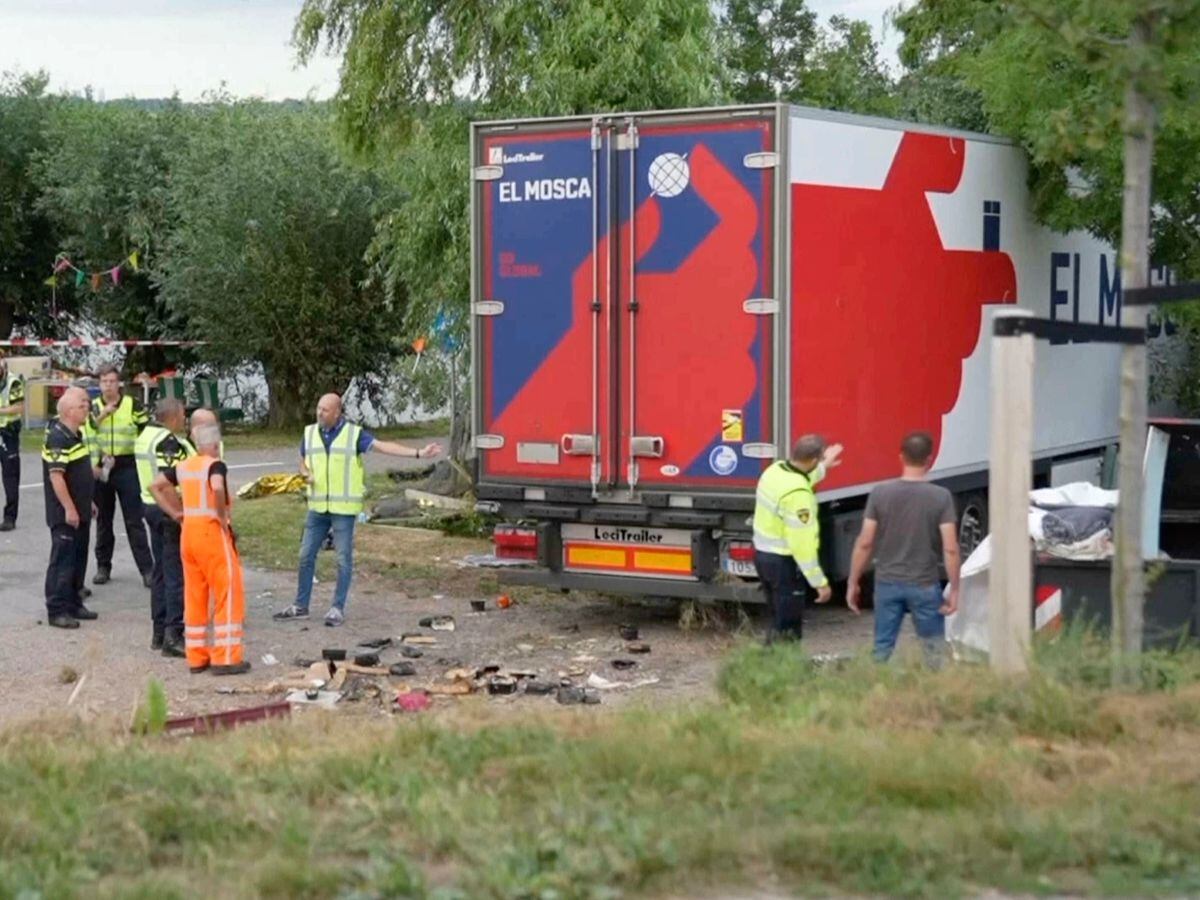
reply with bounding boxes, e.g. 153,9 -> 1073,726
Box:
0,0 -> 901,102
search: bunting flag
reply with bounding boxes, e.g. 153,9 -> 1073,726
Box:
410,336 -> 427,373
47,250 -> 144,296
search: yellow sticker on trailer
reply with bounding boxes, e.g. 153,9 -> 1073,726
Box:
721,409 -> 744,442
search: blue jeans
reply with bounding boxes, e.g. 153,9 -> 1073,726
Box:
873,580 -> 945,666
295,511 -> 356,612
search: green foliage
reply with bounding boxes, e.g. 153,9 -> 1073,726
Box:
0,71 -> 63,338
35,96 -> 190,371
156,100 -> 404,425
131,679 -> 169,735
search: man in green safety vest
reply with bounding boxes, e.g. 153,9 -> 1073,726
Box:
85,364 -> 154,587
752,433 -> 843,642
273,392 -> 441,627
135,397 -> 195,657
0,353 -> 25,531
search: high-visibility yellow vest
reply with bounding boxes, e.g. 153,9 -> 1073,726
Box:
135,424 -> 196,504
752,460 -> 828,588
304,422 -> 365,515
0,373 -> 24,427
88,395 -> 146,458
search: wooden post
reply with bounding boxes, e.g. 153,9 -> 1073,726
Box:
989,309 -> 1034,674
1111,14 -> 1156,685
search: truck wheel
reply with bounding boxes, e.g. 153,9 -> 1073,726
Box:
957,491 -> 989,558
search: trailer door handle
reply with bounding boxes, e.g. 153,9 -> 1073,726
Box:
562,434 -> 597,456
630,436 -> 664,458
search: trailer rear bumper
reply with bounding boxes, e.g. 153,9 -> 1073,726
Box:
499,568 -> 766,603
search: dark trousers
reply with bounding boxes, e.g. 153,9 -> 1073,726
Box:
0,425 -> 19,523
755,550 -> 805,640
145,505 -> 184,637
46,522 -> 90,617
94,460 -> 153,574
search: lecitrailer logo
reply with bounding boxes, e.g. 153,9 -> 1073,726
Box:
488,146 -> 545,165
591,527 -> 664,544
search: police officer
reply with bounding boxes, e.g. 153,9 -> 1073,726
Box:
43,387 -> 97,629
135,397 -> 194,656
0,353 -> 25,531
752,433 -> 843,641
86,364 -> 154,587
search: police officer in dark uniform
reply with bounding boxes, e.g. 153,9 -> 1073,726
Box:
0,353 -> 24,531
43,387 -> 97,629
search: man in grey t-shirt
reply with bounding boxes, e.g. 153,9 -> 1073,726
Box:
846,431 -> 961,663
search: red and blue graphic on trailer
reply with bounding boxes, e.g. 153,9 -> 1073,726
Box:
480,115 -> 775,489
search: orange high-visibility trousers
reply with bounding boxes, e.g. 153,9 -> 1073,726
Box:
181,520 -> 245,668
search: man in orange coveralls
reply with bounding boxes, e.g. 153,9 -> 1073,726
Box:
151,423 -> 249,675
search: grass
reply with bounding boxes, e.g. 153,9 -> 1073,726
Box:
232,472 -> 490,593
3,635 -> 1200,898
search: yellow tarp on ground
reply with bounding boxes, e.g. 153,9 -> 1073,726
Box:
236,473 -> 308,499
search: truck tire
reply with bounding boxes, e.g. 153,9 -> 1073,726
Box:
956,490 -> 989,559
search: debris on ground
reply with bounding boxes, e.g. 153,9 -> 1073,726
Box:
236,473 -> 307,499
353,652 -> 381,668
456,554 -> 535,569
285,690 -> 342,709
260,654 -> 279,667
357,637 -> 392,650
611,659 -> 637,670
556,686 -> 601,705
587,673 -> 661,691
394,691 -> 431,713
322,648 -> 346,661
166,702 -> 292,734
389,662 -> 417,677
418,615 -> 456,632
486,675 -> 518,695
399,644 -> 424,659
619,625 -> 639,641
401,634 -> 437,646
496,594 -> 515,609
58,666 -> 79,685
627,642 -> 652,654
470,599 -> 487,611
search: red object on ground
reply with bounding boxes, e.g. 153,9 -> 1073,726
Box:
394,691 -> 432,713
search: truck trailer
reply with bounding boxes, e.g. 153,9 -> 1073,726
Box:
469,103 -> 1125,602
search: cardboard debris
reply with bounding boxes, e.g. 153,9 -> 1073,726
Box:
400,634 -> 438,645
427,680 -> 474,696
586,673 -> 661,691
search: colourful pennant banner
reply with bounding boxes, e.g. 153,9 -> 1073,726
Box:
46,250 -> 144,296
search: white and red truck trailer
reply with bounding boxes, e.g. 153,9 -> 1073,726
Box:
469,103 -> 1125,601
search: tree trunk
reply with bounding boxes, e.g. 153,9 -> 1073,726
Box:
1111,15 -> 1156,686
448,352 -> 471,463
0,296 -> 14,340
265,368 -> 310,428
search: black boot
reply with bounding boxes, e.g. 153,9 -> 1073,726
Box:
92,567 -> 111,585
161,638 -> 186,659
0,519 -> 14,532
151,629 -> 164,651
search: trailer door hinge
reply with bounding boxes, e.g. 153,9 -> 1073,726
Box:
474,300 -> 504,316
473,165 -> 503,181
474,434 -> 505,450
742,297 -> 778,315
743,152 -> 778,170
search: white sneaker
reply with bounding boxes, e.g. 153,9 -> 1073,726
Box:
324,607 -> 345,627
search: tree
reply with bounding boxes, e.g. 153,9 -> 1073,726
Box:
156,101 -> 404,426
719,0 -> 820,102
35,96 -> 189,372
0,71 -> 63,338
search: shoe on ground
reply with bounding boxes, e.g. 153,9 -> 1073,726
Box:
151,630 -> 164,650
79,587 -> 92,599
211,661 -> 251,676
0,519 -> 14,532
142,572 -> 153,589
48,614 -> 80,629
69,606 -> 98,621
273,604 -> 309,621
324,607 -> 344,627
161,640 -> 186,659
92,568 -> 111,585
190,662 -> 210,674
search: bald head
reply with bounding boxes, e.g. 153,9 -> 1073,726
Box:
57,387 -> 90,430
316,393 -> 343,429
190,407 -> 217,429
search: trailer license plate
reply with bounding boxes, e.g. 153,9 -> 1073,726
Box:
722,557 -> 757,578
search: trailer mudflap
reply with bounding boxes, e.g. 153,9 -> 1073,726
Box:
500,568 -> 765,603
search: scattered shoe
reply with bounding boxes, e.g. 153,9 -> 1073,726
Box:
190,662 -> 211,674
161,640 -> 186,659
69,606 -> 98,621
151,630 -> 165,650
142,572 -> 153,589
0,519 -> 14,532
272,604 -> 310,621
48,614 -> 80,629
389,662 -> 417,677
211,661 -> 252,676
324,607 -> 345,627
92,568 -> 111,585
